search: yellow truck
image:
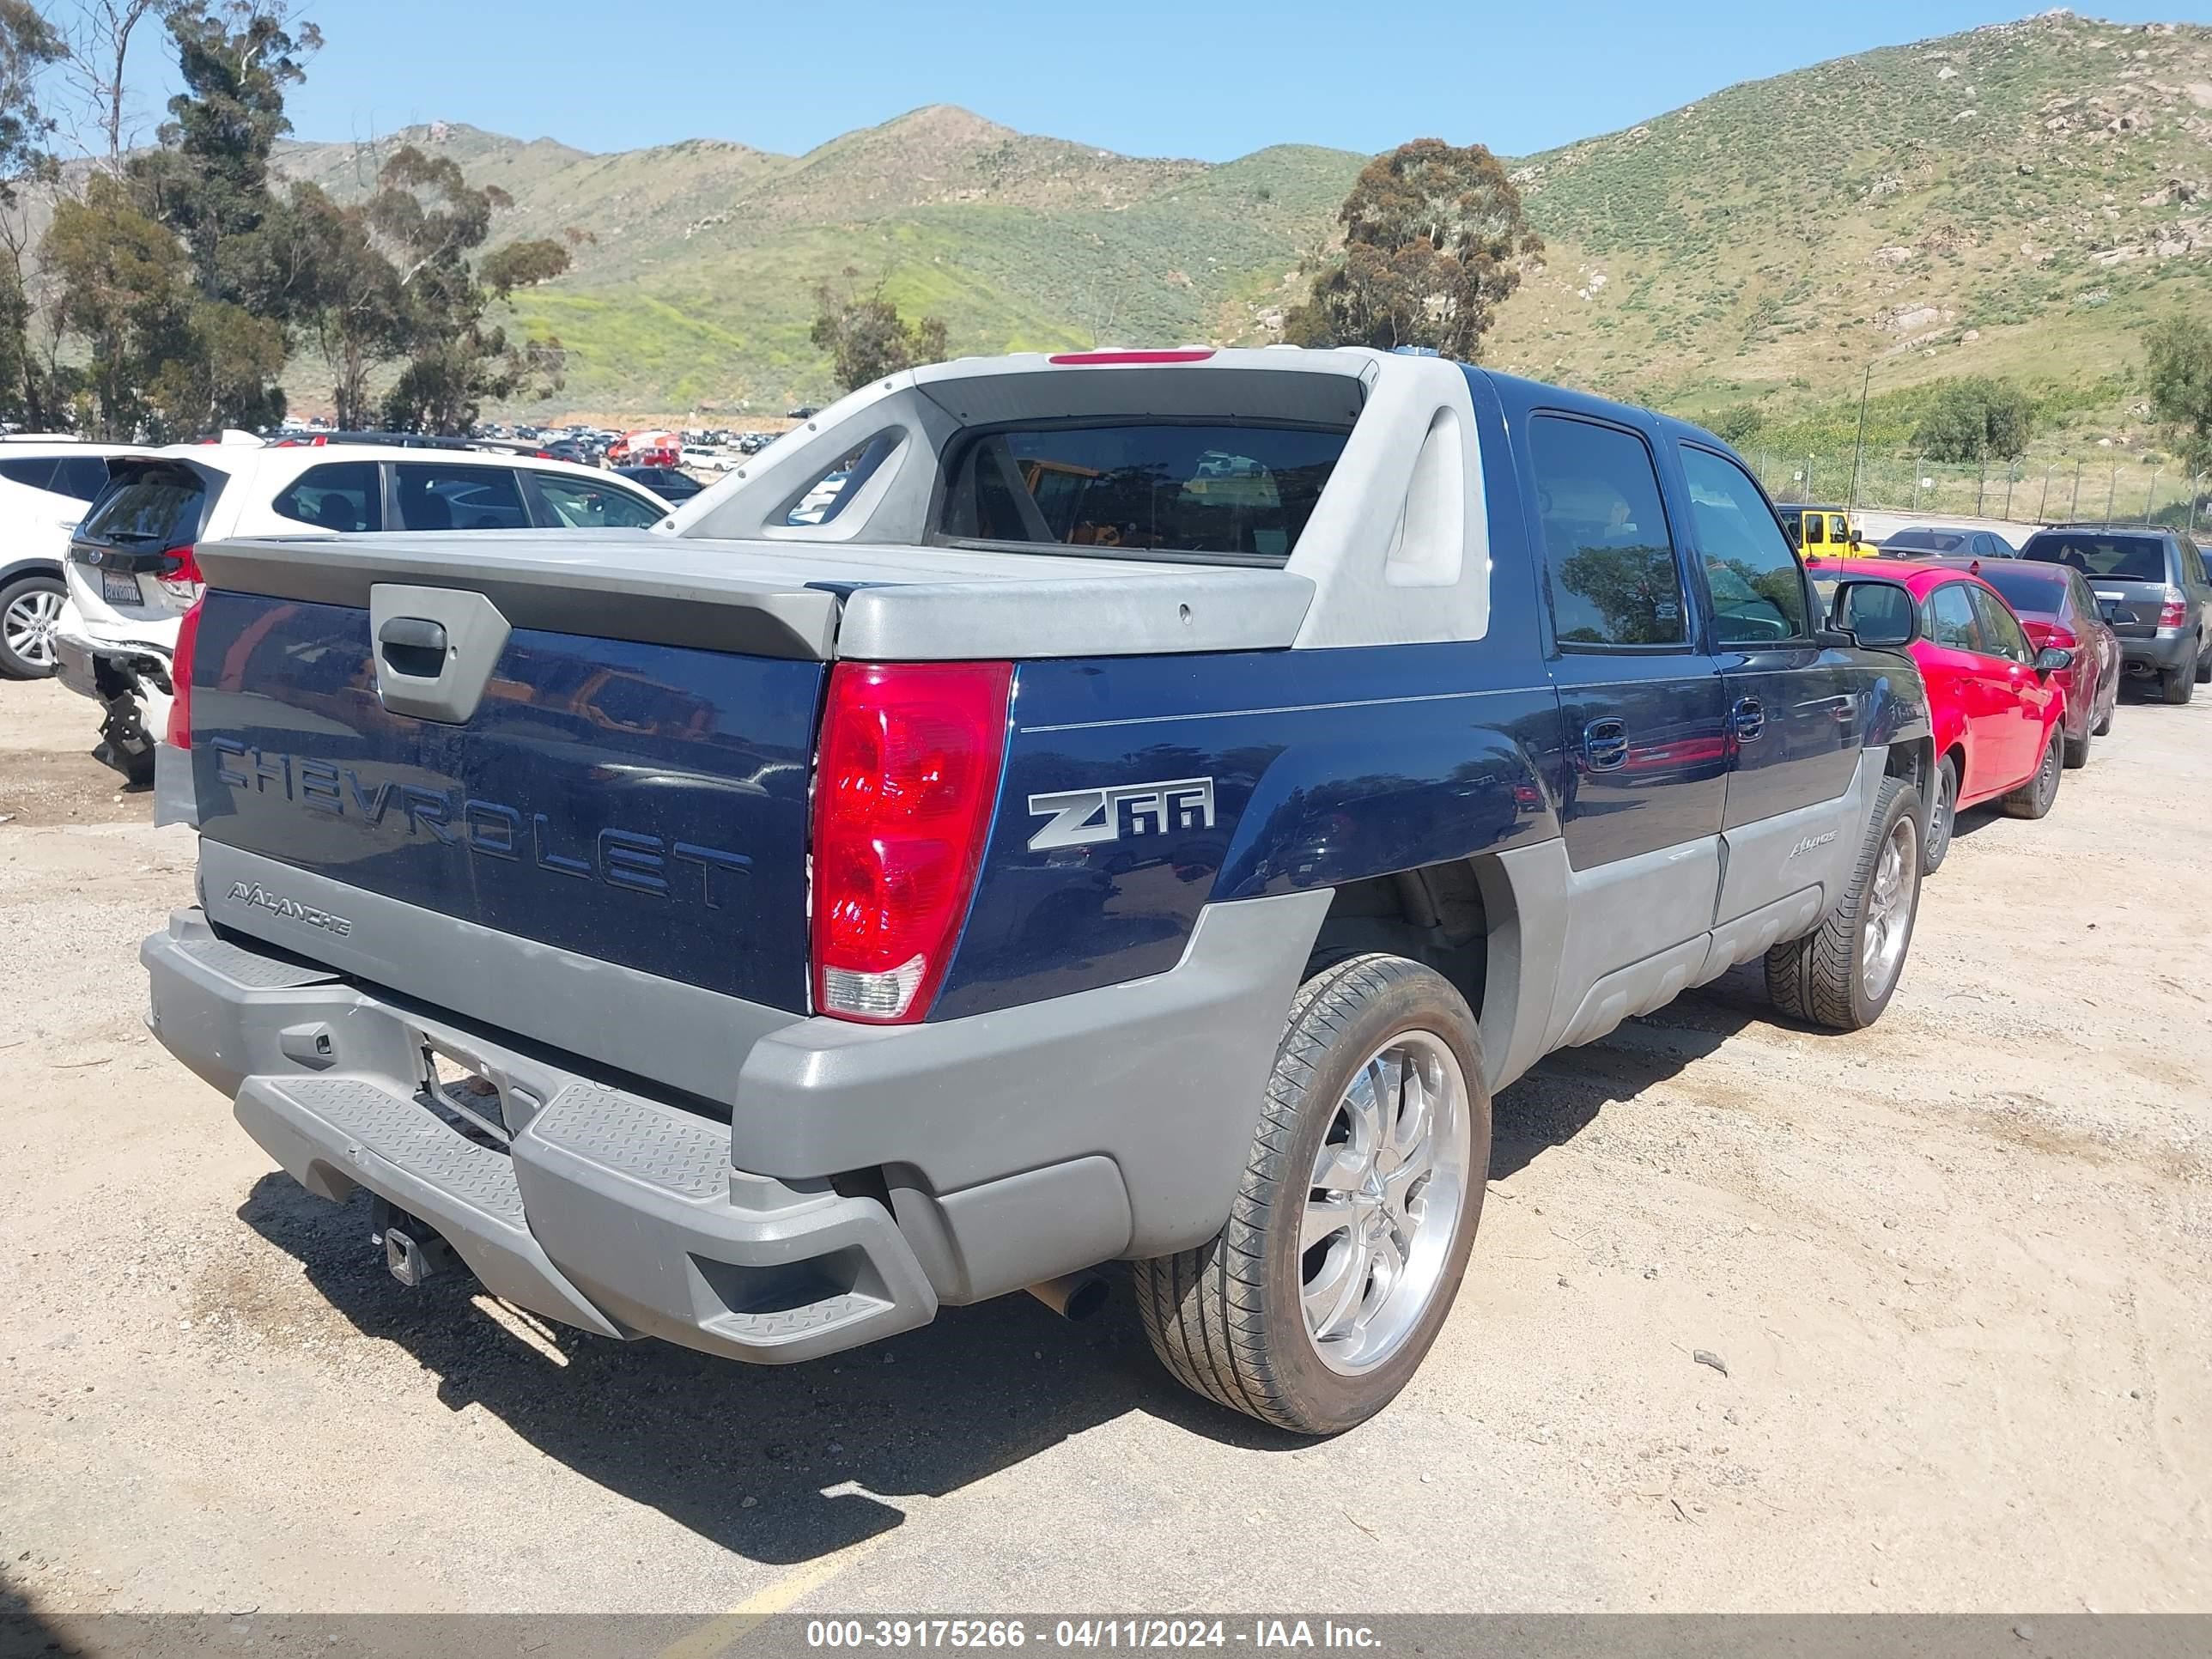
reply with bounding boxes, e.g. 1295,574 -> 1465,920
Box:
1781,504 -> 1878,557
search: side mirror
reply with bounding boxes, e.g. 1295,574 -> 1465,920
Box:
2034,645 -> 2075,675
1832,580 -> 1917,650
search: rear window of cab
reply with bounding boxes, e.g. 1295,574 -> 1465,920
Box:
934,422 -> 1350,563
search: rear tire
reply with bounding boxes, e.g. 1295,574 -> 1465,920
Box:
1765,776 -> 1922,1032
2004,728 -> 2063,820
1921,756 -> 1958,876
1135,954 -> 1490,1436
0,573 -> 64,680
2162,665 -> 2195,705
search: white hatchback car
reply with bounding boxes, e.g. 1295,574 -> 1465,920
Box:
0,440 -> 143,678
54,441 -> 672,781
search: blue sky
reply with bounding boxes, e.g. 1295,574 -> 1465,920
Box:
119,0 -> 2212,161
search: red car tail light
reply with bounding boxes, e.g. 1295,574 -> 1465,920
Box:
2157,587 -> 2187,629
811,660 -> 1012,1024
166,595 -> 205,750
154,544 -> 203,605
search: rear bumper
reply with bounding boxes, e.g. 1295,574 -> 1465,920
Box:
2118,631 -> 2197,674
143,911 -> 938,1364
143,884 -> 1328,1363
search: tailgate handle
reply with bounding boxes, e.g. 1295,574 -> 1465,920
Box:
378,617 -> 449,679
368,586 -> 510,725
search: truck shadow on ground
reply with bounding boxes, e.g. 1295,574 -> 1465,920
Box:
237,1176 -> 1297,1569
1489,967 -> 1769,1183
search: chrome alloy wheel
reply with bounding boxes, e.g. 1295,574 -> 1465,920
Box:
3,585 -> 63,670
1861,814 -> 1917,1001
1298,1030 -> 1472,1376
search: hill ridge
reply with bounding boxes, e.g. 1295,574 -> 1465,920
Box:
264,12 -> 2212,416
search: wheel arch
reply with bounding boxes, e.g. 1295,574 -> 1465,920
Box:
1309,844 -> 1554,1096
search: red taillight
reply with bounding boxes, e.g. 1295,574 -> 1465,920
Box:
155,544 -> 202,604
2157,587 -> 2187,629
1046,349 -> 1215,365
166,595 -> 204,750
810,660 -> 1012,1024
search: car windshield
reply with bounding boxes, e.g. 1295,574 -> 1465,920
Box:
2021,532 -> 2166,582
937,422 -> 1349,562
1970,563 -> 2066,617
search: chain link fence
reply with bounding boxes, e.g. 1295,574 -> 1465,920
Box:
1747,449 -> 2209,531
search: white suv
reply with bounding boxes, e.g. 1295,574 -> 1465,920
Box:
54,441 -> 672,781
0,440 -> 142,678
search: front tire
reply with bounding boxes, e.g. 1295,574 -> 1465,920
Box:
1765,775 -> 1922,1032
0,574 -> 64,679
1135,954 -> 1490,1436
2063,720 -> 2092,769
2005,728 -> 2063,820
2194,641 -> 2210,685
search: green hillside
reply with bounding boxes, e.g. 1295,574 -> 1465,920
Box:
265,13 -> 2212,419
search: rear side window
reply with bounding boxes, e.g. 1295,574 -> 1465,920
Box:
936,422 -> 1346,561
52,456 -> 112,501
1529,415 -> 1682,647
2021,532 -> 2168,582
80,467 -> 207,546
1926,582 -> 1984,653
532,472 -> 665,529
393,462 -> 528,532
0,456 -> 58,491
1969,586 -> 2033,665
1679,446 -> 1811,642
273,461 -> 382,532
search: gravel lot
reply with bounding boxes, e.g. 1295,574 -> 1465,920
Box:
3,673 -> 2208,1621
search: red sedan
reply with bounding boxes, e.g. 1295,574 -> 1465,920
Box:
1809,558 -> 2074,874
1917,556 -> 2119,769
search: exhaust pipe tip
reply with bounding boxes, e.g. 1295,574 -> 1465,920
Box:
1026,1271 -> 1109,1322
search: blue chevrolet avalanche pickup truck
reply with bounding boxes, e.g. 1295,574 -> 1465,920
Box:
142,347 -> 1933,1433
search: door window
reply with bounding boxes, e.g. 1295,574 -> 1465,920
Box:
532,472 -> 666,529
393,463 -> 528,532
1678,447 -> 1812,642
1800,513 -> 1825,547
1968,586 -> 2033,664
1925,582 -> 1984,653
1528,414 -> 1683,647
273,461 -> 383,532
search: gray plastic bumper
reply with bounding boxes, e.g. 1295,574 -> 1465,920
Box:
143,913 -> 938,1364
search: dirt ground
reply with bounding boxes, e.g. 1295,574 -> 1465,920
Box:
2,673 -> 2208,1622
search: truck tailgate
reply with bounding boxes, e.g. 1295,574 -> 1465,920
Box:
190,587 -> 823,1017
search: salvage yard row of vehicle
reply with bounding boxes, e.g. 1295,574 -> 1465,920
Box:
116,346 -> 2168,1435
46,441 -> 672,783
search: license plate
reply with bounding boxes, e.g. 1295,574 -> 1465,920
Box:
100,568 -> 142,605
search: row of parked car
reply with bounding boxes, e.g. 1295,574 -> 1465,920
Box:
0,433 -> 678,779
1804,518 -> 2212,871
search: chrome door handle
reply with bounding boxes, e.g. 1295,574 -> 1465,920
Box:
1583,717 -> 1629,771
1731,696 -> 1765,742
